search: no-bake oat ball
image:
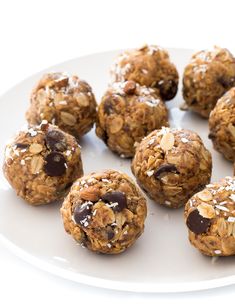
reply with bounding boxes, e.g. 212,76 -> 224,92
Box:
131,127 -> 212,208
209,87 -> 235,161
3,122 -> 83,205
61,169 -> 147,254
95,81 -> 169,157
185,177 -> 235,256
26,72 -> 97,138
110,44 -> 179,101
183,46 -> 235,118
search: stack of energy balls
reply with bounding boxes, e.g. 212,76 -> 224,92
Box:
3,45 -> 235,258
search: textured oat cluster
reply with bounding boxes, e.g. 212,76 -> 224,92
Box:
183,46 -> 235,118
209,87 -> 235,161
110,44 -> 179,101
131,127 -> 212,208
185,177 -> 235,256
3,122 -> 83,205
61,170 -> 147,254
96,81 -> 168,157
26,72 -> 97,138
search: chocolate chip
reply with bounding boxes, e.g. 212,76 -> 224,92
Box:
217,76 -> 235,88
54,76 -> 69,88
101,191 -> 127,212
64,182 -> 73,190
154,164 -> 179,179
44,152 -> 67,176
103,100 -> 114,115
45,130 -> 67,152
101,130 -> 109,145
208,132 -> 215,140
158,80 -> 178,101
15,143 -> 29,149
73,204 -> 92,226
107,230 -> 115,240
123,80 -> 136,95
186,209 -> 211,234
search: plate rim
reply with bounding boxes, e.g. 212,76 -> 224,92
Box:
0,48 -> 234,293
1,234 -> 234,293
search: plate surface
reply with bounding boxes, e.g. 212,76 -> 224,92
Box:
0,48 -> 234,293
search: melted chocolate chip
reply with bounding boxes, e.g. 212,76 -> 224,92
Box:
158,80 -> 178,101
73,204 -> 92,226
15,143 -> 29,149
44,152 -> 67,176
101,191 -> 127,212
154,164 -> 179,179
186,209 -> 211,234
45,130 -> 67,152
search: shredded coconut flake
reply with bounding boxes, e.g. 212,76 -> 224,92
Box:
228,216 -> 235,223
215,205 -> 229,212
146,170 -> 154,177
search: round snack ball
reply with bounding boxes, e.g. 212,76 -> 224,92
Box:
96,81 -> 169,158
110,44 -> 179,101
183,46 -> 235,118
209,87 -> 235,161
131,127 -> 212,208
184,177 -> 235,256
26,72 -> 97,138
3,122 -> 83,205
60,169 -> 147,254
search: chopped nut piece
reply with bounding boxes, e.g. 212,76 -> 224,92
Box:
79,186 -> 101,202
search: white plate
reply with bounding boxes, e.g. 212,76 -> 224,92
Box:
0,48 -> 234,293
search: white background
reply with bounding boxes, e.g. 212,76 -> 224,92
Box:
0,0 -> 235,305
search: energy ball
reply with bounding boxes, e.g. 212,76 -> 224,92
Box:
26,72 -> 97,138
185,177 -> 235,256
131,127 -> 212,208
60,169 -> 147,254
110,44 -> 179,101
96,81 -> 169,158
183,46 -> 235,118
209,87 -> 235,161
3,122 -> 83,205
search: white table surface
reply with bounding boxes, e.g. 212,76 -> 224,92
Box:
0,0 -> 235,305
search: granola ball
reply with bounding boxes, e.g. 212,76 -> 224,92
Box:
3,122 -> 83,205
185,177 -> 235,256
131,127 -> 212,209
96,81 -> 169,158
209,87 -> 235,161
60,169 -> 147,254
183,46 -> 235,118
26,72 -> 97,138
110,44 -> 179,101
